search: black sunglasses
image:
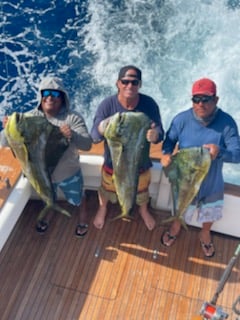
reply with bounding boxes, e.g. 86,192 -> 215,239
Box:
41,90 -> 62,98
120,79 -> 140,86
192,96 -> 214,104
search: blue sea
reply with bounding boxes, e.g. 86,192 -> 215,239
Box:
1,0 -> 240,185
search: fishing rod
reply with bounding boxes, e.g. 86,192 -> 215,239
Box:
192,243 -> 240,320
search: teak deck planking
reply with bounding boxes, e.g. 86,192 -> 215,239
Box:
0,196 -> 239,319
0,147 -> 22,209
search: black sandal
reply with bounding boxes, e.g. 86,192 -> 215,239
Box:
200,240 -> 215,258
75,224 -> 88,238
36,220 -> 49,234
161,230 -> 177,247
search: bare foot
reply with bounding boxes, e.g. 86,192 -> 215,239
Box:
199,230 -> 211,244
139,208 -> 156,231
93,206 -> 107,229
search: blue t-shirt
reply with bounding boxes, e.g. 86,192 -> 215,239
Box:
91,93 -> 164,170
163,108 -> 240,202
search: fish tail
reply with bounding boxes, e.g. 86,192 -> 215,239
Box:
111,208 -> 135,221
111,215 -> 130,221
162,216 -> 188,230
37,205 -> 51,221
180,219 -> 188,231
53,203 -> 72,218
162,216 -> 176,225
37,203 -> 71,221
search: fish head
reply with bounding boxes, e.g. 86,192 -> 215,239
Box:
5,112 -> 24,143
4,112 -> 38,148
104,112 -> 124,140
5,112 -> 52,146
190,147 -> 211,168
104,112 -> 151,144
115,113 -> 130,137
164,146 -> 211,187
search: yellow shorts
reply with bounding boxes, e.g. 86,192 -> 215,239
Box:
99,166 -> 150,206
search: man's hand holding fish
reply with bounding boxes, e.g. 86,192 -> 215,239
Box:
160,78 -> 240,258
91,65 -> 164,231
1,76 -> 92,237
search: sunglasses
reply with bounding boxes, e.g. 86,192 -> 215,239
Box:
120,79 -> 140,86
41,90 -> 62,98
192,96 -> 214,104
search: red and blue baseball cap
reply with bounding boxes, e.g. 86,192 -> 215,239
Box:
192,78 -> 216,96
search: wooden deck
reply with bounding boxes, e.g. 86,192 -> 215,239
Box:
0,192 -> 239,320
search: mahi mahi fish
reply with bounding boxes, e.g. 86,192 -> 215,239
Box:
163,147 -> 211,229
5,112 -> 71,221
104,112 -> 151,219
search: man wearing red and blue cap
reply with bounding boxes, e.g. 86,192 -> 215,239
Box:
160,78 -> 240,257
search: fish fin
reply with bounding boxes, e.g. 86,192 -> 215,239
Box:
162,216 -> 188,230
37,203 -> 71,221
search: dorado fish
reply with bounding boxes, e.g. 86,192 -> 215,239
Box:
104,112 -> 151,218
163,147 -> 211,229
5,112 -> 71,221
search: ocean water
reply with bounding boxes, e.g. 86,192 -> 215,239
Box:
1,0 -> 240,185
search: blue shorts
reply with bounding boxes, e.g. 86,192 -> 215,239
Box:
53,170 -> 83,206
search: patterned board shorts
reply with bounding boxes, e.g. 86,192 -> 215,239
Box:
99,166 -> 151,206
52,170 -> 83,206
184,200 -> 223,224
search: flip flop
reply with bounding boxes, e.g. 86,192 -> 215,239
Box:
160,230 -> 177,247
200,240 -> 215,258
75,224 -> 88,238
36,220 -> 49,234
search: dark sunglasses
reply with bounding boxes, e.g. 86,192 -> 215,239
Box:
41,90 -> 62,98
192,96 -> 214,104
120,79 -> 140,86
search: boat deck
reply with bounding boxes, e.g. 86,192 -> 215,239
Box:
0,192 -> 239,320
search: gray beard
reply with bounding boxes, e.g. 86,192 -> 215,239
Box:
193,107 -> 218,125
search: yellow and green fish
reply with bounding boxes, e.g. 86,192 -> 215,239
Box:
163,147 -> 211,229
104,112 -> 151,219
5,112 -> 71,221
